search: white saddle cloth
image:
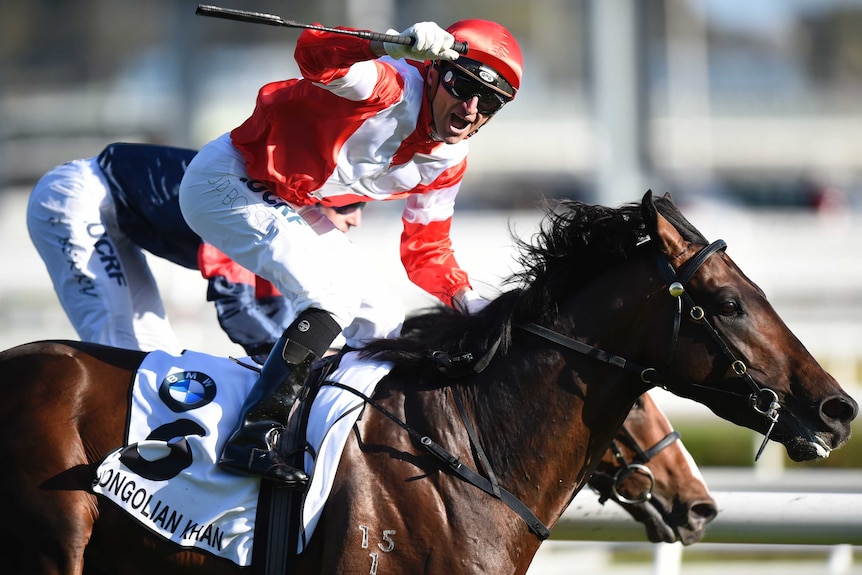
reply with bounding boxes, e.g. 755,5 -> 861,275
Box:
92,349 -> 391,565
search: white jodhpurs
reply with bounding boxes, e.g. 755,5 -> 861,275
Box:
26,158 -> 183,353
178,133 -> 403,348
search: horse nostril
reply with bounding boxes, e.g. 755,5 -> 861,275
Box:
690,501 -> 718,525
820,395 -> 859,423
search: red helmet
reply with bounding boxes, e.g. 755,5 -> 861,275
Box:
446,19 -> 523,97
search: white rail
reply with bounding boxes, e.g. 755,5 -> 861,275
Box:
557,491 -> 862,545
528,489 -> 862,574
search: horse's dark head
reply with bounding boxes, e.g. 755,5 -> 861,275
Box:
641,191 -> 858,462
498,189 -> 856,463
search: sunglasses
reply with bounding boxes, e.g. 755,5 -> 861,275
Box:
331,202 -> 366,215
438,65 -> 511,116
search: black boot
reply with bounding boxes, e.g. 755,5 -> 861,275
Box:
219,308 -> 341,486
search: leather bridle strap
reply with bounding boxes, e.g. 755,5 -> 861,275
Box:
619,426 -> 681,464
660,239 -> 727,366
321,381 -> 551,540
519,322 -> 673,387
450,385 -> 502,498
675,239 -> 727,285
658,240 -> 780,418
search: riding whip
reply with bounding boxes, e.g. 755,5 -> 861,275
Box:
195,5 -> 469,55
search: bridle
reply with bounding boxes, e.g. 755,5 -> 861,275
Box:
592,425 -> 681,506
521,239 -> 782,461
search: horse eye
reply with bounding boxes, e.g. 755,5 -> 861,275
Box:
719,300 -> 740,316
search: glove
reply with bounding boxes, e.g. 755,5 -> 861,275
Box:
383,22 -> 459,62
454,289 -> 490,315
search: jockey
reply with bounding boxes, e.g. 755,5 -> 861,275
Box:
178,19 -> 524,486
27,143 -> 364,357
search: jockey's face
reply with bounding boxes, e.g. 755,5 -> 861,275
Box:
427,64 -> 493,144
320,204 -> 363,232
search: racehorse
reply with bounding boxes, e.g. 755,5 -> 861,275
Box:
0,191 -> 853,574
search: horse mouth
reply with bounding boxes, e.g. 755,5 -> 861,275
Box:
812,435 -> 832,457
624,500 -> 677,543
624,497 -> 711,545
777,422 -> 836,462
798,434 -> 832,459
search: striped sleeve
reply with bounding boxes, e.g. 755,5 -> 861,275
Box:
400,185 -> 472,307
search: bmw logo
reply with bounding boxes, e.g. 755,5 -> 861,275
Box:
158,371 -> 217,412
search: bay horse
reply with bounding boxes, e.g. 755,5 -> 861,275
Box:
0,191 -> 853,574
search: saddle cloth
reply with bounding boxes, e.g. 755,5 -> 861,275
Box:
91,349 -> 392,565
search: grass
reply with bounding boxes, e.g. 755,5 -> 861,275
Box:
674,419 -> 862,468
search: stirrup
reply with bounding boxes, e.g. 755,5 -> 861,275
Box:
219,443 -> 309,487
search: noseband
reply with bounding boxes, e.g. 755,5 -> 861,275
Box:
594,426 -> 681,505
521,239 -> 782,461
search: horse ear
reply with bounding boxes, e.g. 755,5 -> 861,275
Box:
641,190 -> 657,234
641,190 -> 687,258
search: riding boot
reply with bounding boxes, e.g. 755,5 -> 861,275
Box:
219,308 -> 342,486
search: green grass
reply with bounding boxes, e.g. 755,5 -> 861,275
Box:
610,547 -> 846,564
674,419 -> 862,468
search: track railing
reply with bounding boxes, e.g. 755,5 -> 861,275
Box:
540,488 -> 862,574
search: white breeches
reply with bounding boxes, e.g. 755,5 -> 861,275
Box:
178,133 -> 404,348
26,158 -> 183,353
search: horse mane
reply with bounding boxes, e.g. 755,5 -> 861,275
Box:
360,192 -> 706,371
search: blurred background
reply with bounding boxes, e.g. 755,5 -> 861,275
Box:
2,0 -> 862,573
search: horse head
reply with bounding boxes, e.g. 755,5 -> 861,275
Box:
642,191 -> 858,462
588,391 -> 716,545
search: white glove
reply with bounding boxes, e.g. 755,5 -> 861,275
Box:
454,289 -> 490,315
383,22 -> 459,62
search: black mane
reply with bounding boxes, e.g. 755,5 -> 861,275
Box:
360,193 -> 706,370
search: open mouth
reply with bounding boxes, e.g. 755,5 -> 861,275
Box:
449,112 -> 471,135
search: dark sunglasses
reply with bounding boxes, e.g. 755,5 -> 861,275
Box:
331,202 -> 366,215
438,65 -> 511,116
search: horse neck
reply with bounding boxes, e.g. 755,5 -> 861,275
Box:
458,345 -> 648,527
462,259 -> 662,523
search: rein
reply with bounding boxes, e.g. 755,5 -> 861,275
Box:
521,239 -> 782,461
